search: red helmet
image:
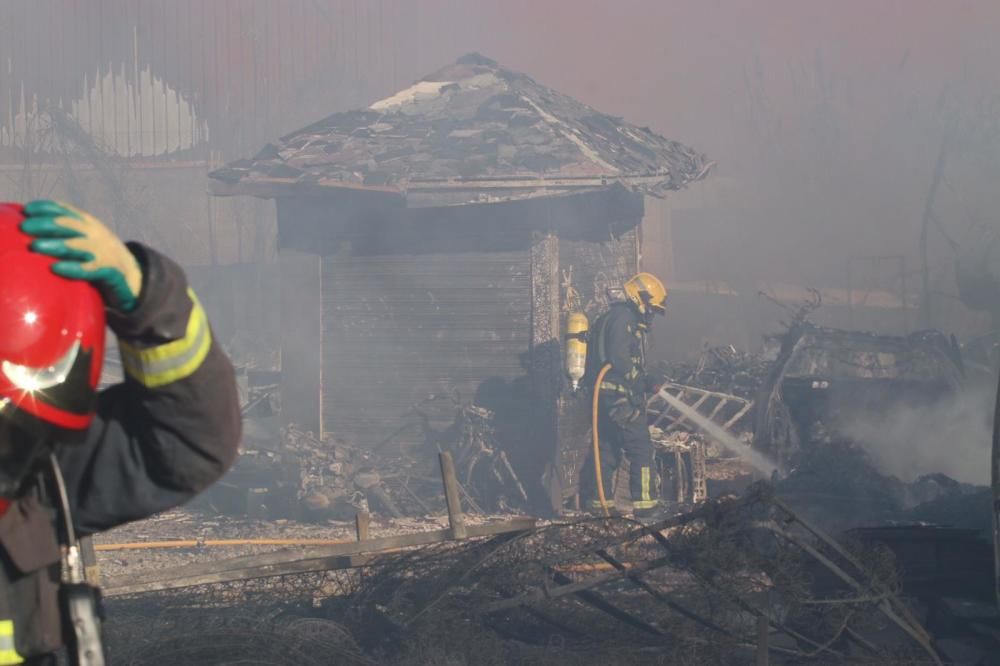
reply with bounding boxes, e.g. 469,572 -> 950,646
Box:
0,203 -> 105,498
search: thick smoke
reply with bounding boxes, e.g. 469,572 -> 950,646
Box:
838,381 -> 996,484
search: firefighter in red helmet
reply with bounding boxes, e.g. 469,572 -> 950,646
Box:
0,201 -> 240,665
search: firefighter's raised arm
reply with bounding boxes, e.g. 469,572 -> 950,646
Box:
21,200 -> 241,533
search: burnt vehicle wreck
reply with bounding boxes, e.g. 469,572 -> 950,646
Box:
754,322 -> 966,471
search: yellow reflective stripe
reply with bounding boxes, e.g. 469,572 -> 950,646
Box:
633,499 -> 658,509
0,620 -> 23,664
641,466 -> 651,502
120,288 -> 212,388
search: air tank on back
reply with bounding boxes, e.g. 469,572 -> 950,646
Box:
565,312 -> 589,392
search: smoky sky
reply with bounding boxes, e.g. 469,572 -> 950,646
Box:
7,0 -> 997,298
440,0 -> 1000,293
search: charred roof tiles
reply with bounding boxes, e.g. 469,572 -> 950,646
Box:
210,53 -> 712,206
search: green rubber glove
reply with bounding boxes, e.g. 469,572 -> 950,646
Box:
20,200 -> 143,312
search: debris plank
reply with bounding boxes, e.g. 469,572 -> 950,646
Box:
482,555 -> 673,613
104,518 -> 536,597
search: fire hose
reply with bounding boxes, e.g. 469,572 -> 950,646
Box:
592,363 -> 613,517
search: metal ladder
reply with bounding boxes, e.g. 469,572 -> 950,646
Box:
646,382 -> 754,503
647,382 -> 754,434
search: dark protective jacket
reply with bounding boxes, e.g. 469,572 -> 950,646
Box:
0,244 -> 241,663
585,302 -> 649,404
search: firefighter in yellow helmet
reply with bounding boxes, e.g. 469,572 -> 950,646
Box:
581,273 -> 667,517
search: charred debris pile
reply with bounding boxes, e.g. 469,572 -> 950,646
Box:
215,310 -> 991,534
136,309 -> 1000,664
200,395 -> 531,523
656,344 -> 770,402
102,485 -> 997,665
650,332 -> 986,533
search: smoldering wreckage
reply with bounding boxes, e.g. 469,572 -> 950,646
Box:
98,313 -> 1000,666
88,57 -> 1000,665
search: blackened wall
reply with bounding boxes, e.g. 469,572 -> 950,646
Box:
276,187 -> 642,512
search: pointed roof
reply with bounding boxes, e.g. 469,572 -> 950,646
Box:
210,54 -> 712,206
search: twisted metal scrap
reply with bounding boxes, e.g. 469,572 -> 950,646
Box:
349,487 -> 939,663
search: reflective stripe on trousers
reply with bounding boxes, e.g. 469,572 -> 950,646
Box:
633,467 -> 658,509
599,381 -> 629,394
0,621 -> 23,665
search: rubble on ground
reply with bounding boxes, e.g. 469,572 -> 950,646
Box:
128,325 -> 996,665
94,508 -> 523,582
102,484 -> 995,665
655,345 -> 770,402
98,406 -> 996,666
775,440 -> 991,536
905,484 -> 993,536
200,405 -> 530,523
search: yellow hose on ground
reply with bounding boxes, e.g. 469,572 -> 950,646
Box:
592,363 -> 613,517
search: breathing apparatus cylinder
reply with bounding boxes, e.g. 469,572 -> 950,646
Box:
565,312 -> 589,392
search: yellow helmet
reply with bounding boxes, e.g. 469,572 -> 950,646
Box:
623,273 -> 667,316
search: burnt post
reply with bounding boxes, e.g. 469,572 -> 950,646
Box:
439,452 -> 467,539
355,511 -> 370,542
80,536 -> 100,585
531,231 -> 561,512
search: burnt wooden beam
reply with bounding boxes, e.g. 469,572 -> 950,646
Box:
481,555 -> 673,614
210,174 -> 676,200
405,173 -> 673,190
548,569 -> 664,637
105,553 -> 377,597
769,496 -> 934,646
530,231 -> 561,512
761,508 -> 941,664
594,548 -> 730,636
209,176 -> 405,202
103,518 -> 536,597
